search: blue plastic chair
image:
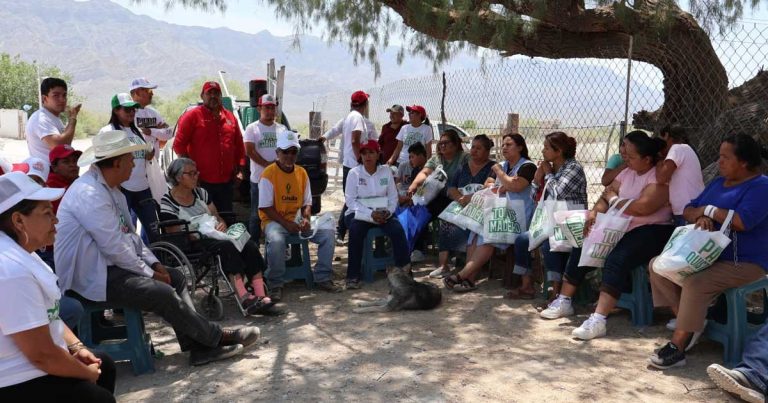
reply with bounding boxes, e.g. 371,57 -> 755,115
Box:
705,276 -> 768,367
272,234 -> 314,289
617,265 -> 654,327
361,227 -> 395,283
78,301 -> 154,375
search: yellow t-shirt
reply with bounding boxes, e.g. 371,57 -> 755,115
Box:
258,163 -> 311,228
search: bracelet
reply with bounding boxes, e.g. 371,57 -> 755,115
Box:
608,196 -> 619,207
704,205 -> 717,219
67,341 -> 85,354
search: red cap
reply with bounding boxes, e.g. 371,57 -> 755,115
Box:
406,105 -> 427,118
201,81 -> 221,94
359,140 -> 380,153
49,144 -> 82,164
350,90 -> 369,105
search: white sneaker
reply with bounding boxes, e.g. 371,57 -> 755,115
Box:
707,364 -> 764,403
666,318 -> 677,331
571,314 -> 607,340
540,297 -> 575,319
410,250 -> 426,263
428,266 -> 450,278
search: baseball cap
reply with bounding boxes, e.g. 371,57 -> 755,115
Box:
258,94 -> 277,106
276,131 -> 301,151
111,93 -> 139,109
350,90 -> 369,105
49,144 -> 83,164
386,105 -> 404,114
0,172 -> 64,215
13,157 -> 50,182
360,140 -> 380,153
201,81 -> 221,94
406,105 -> 427,117
129,77 -> 158,91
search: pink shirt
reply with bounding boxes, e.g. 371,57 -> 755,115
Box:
666,144 -> 704,214
616,167 -> 672,231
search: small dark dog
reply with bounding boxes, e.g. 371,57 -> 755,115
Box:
353,264 -> 442,313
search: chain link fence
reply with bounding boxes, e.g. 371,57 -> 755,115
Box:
313,21 -> 768,204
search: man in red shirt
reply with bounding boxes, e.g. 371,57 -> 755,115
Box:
173,81 -> 245,212
46,144 -> 83,213
379,104 -> 407,164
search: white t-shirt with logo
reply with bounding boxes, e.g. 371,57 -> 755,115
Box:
395,124 -> 433,164
134,106 -> 172,154
0,233 -> 66,388
244,121 -> 285,183
25,108 -> 66,161
342,110 -> 374,168
99,124 -> 150,192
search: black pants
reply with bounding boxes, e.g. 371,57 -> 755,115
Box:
196,238 -> 265,279
336,166 -> 352,239
199,180 -> 234,213
0,351 -> 116,402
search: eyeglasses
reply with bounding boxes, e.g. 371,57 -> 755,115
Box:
438,141 -> 451,147
182,170 -> 199,177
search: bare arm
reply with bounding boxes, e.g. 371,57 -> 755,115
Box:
407,167 -> 434,194
387,141 -> 403,165
601,164 -> 626,186
612,183 -> 670,217
245,142 -> 272,168
655,159 -> 677,185
684,205 -> 748,232
11,325 -> 99,383
260,206 -> 300,233
41,105 -> 80,148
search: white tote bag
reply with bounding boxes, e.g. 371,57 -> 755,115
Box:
437,183 -> 486,229
653,210 -> 734,286
456,188 -> 493,234
528,181 -> 568,251
553,209 -> 589,248
412,166 -> 448,206
146,158 -> 168,204
481,194 -> 527,244
578,199 -> 633,268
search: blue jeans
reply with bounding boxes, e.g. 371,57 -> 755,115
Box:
564,224 -> 674,298
541,240 -> 582,282
264,222 -> 335,288
736,322 -> 768,395
336,166 -> 351,239
344,214 -> 410,282
249,181 -> 261,245
60,295 -> 84,330
512,232 -> 532,276
120,187 -> 158,245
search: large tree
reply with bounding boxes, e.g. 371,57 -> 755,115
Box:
145,0 -> 768,169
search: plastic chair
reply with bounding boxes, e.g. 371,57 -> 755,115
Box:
362,227 -> 395,283
277,234 -> 314,289
616,265 -> 654,327
77,301 -> 154,375
705,276 -> 768,367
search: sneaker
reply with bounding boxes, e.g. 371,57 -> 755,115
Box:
539,297 -> 575,319
707,364 -> 764,403
428,266 -> 450,279
189,344 -> 243,366
571,314 -> 607,340
346,280 -> 361,290
685,320 -> 707,352
335,237 -> 347,246
220,326 -> 261,348
268,286 -> 283,303
648,342 -> 686,369
666,318 -> 677,331
316,280 -> 343,293
410,250 -> 426,263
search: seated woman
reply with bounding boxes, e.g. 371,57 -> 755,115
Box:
0,172 -> 115,402
161,158 -> 277,316
407,131 -> 467,277
601,135 -> 627,186
344,140 -> 410,289
443,133 -> 534,292
648,134 -> 768,369
540,131 -> 674,340
509,132 -> 587,299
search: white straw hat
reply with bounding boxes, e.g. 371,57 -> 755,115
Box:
77,130 -> 152,167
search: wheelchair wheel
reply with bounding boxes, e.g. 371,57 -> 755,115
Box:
149,241 -> 195,292
198,293 -> 224,321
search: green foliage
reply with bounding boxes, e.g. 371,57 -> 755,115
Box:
153,76 -> 246,127
74,109 -> 109,139
0,53 -> 72,112
461,119 -> 477,130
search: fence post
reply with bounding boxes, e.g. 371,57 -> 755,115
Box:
504,113 -> 519,134
309,111 -> 322,139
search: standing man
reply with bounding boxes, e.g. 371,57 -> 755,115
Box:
259,131 -> 340,301
378,105 -> 407,164
26,78 -> 81,161
130,77 -> 173,202
244,94 -> 285,244
173,81 -> 244,212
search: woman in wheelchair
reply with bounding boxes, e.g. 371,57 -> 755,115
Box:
161,158 -> 278,316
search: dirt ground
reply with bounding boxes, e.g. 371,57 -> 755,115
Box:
111,193 -> 742,403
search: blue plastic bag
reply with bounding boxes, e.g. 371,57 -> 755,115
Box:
395,205 -> 432,253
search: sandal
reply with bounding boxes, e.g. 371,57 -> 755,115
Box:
452,279 -> 477,293
505,288 -> 535,300
443,274 -> 462,289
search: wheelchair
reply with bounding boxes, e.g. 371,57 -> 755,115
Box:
142,199 -> 252,321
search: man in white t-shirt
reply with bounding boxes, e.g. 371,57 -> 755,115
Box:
244,94 -> 286,244
25,78 -> 81,161
130,77 -> 173,154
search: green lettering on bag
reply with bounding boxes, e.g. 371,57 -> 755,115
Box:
601,229 -> 623,244
565,218 -> 584,243
698,239 -> 717,254
590,243 -> 612,260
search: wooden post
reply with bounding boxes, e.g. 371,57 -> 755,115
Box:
504,113 -> 520,135
309,111 -> 322,139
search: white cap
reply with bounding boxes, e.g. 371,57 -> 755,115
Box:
129,77 -> 158,91
0,172 -> 64,215
20,157 -> 50,182
276,131 -> 301,151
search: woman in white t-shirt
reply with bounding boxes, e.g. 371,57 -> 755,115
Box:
386,105 -> 434,165
655,125 -> 704,226
0,172 -> 115,402
99,93 -> 158,243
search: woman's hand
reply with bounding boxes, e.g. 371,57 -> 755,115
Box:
695,216 -> 714,231
583,211 -> 597,237
214,219 -> 227,232
601,188 -> 618,204
457,194 -> 472,207
85,362 -> 102,383
491,163 -> 504,176
540,160 -> 553,175
407,184 -> 418,195
73,348 -> 102,367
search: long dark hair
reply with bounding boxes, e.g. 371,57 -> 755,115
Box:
109,108 -> 144,140
625,130 -> 665,164
502,133 -> 530,160
723,134 -> 768,170
545,131 -> 577,159
0,199 -> 39,243
440,130 -> 463,151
